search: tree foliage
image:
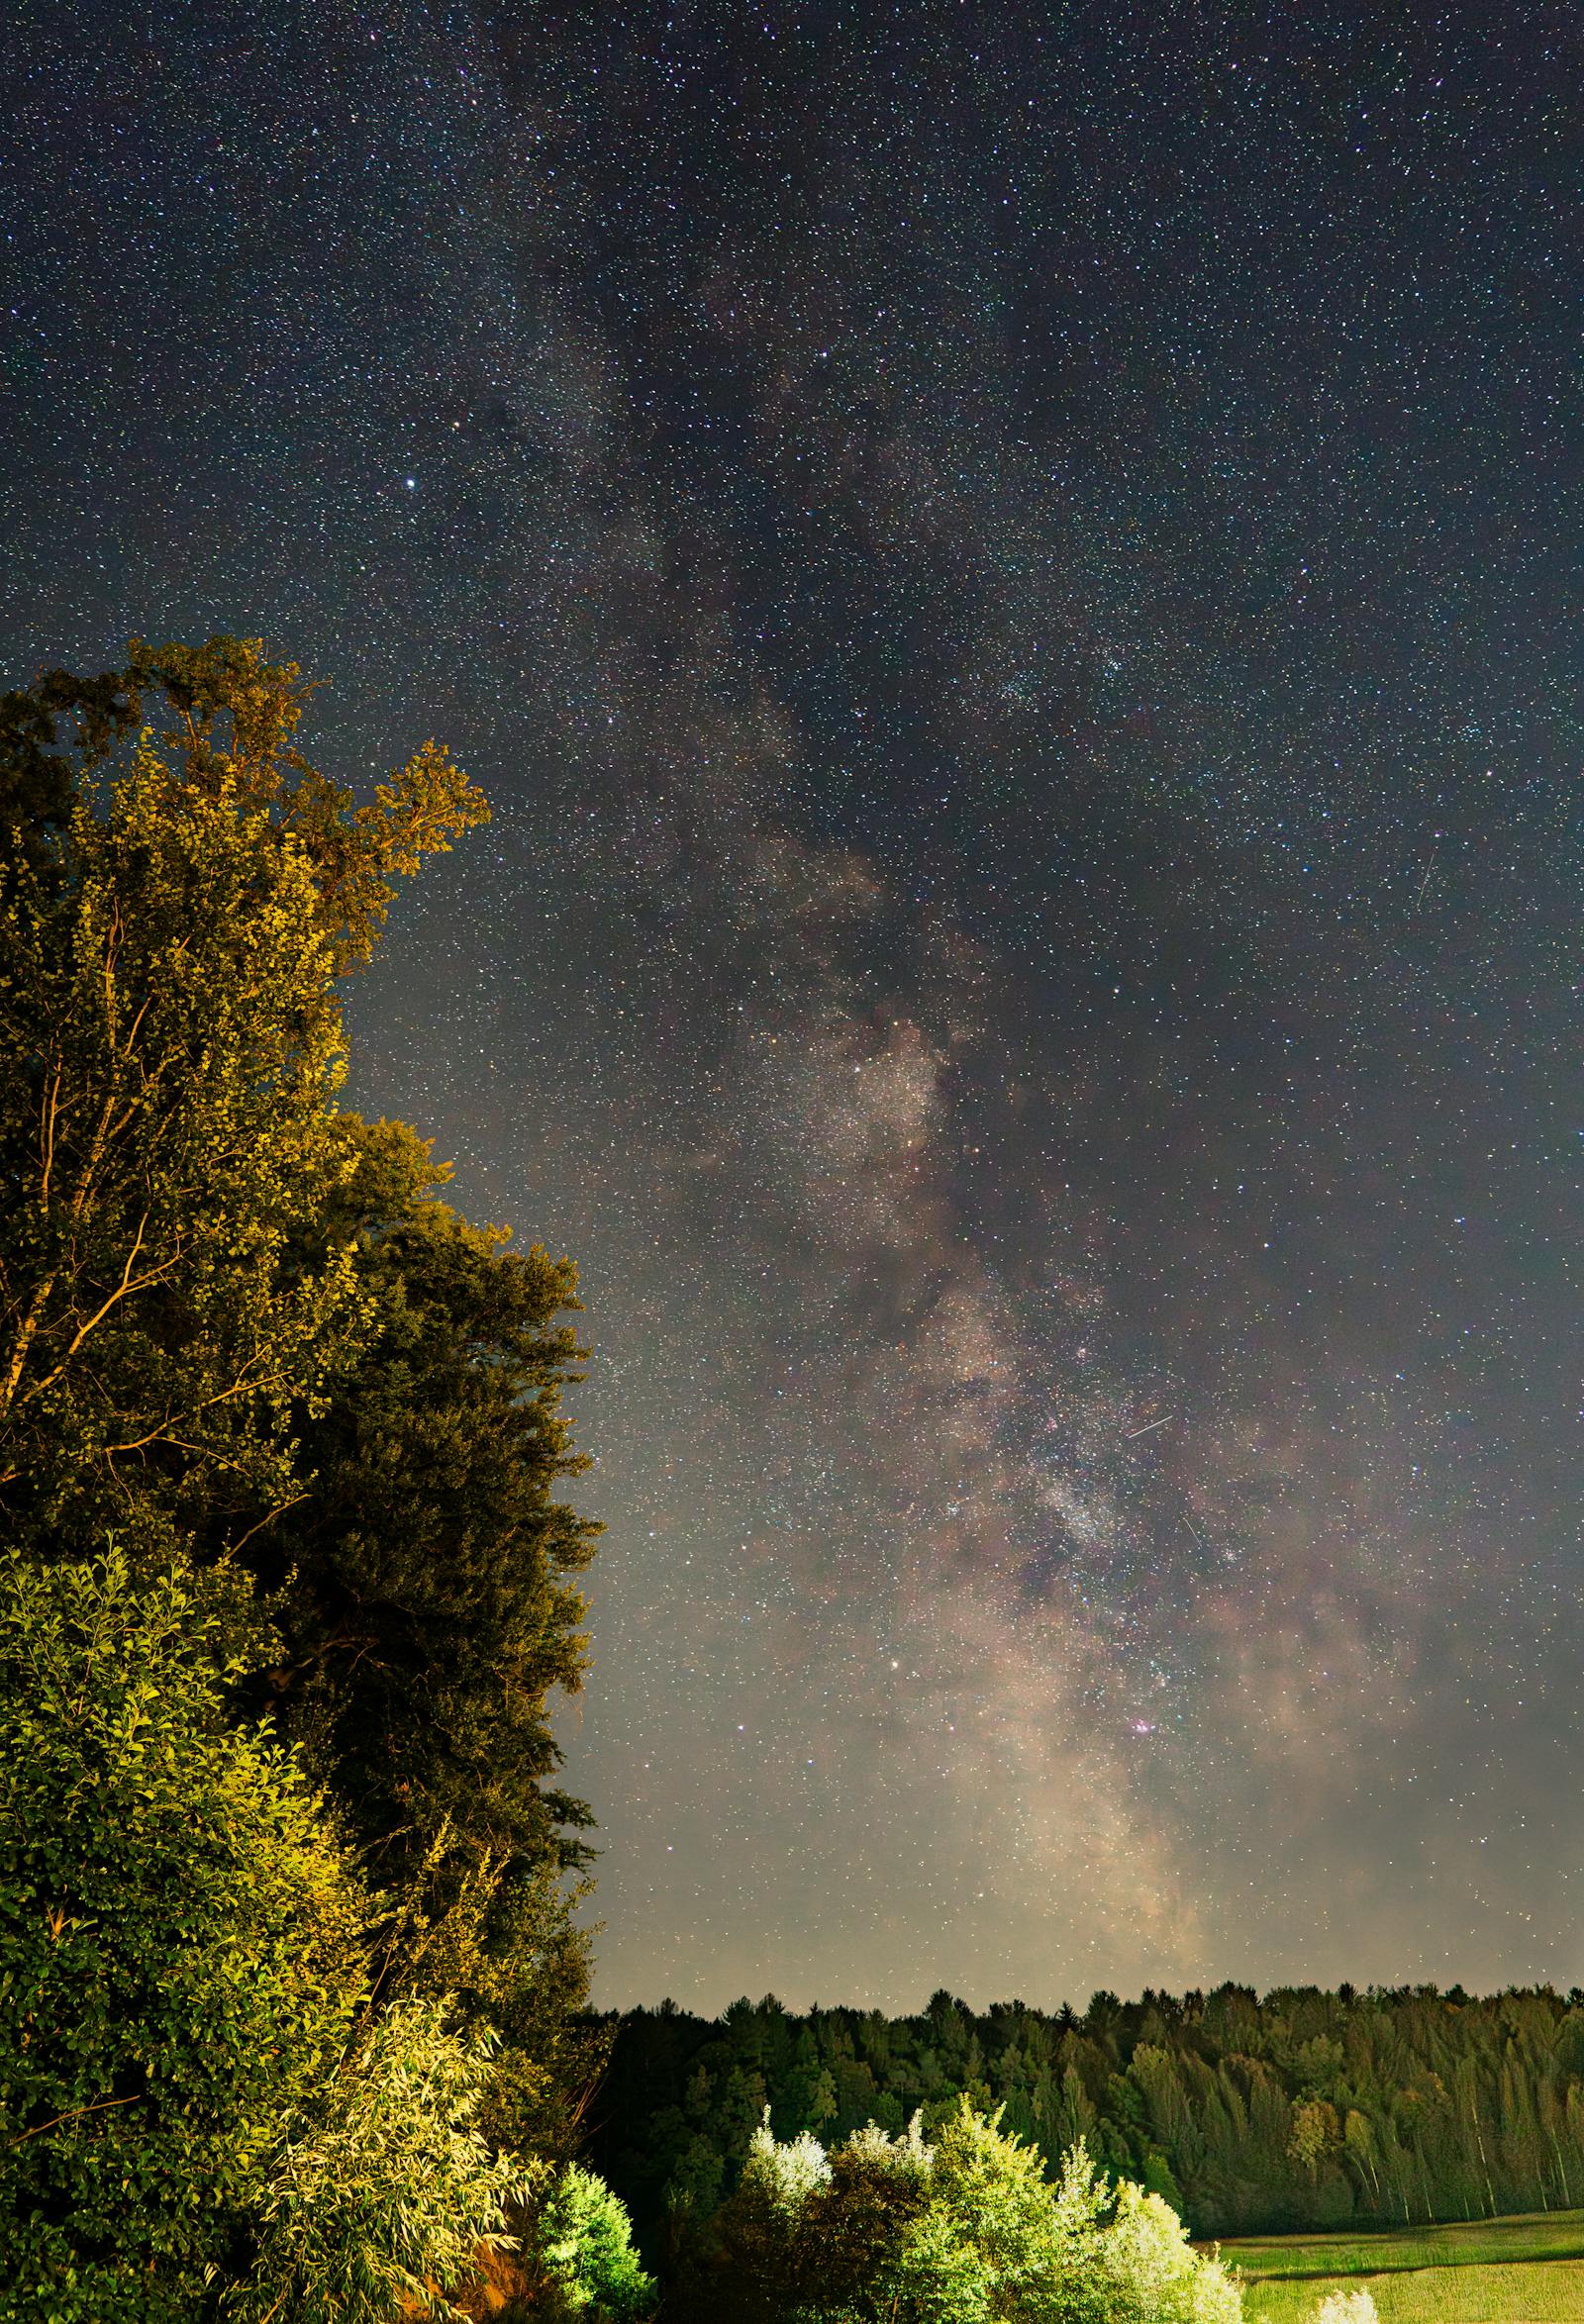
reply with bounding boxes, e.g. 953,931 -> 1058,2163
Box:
241,1113 -> 606,2152
249,1116 -> 598,1888
1313,2296 -> 1379,2324
594,1983 -> 1584,2250
0,1549 -> 367,2321
246,1998 -> 534,2324
0,630 -> 603,2229
684,2101 -> 1239,2324
530,2163 -> 658,2320
0,730 -> 360,1563
0,637 -> 487,1568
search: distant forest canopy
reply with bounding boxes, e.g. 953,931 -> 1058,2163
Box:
591,1982 -> 1584,2252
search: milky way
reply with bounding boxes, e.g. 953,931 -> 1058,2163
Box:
4,5 -> 1582,2009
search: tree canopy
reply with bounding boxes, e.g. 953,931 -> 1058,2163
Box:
0,1549 -> 366,2318
246,1114 -> 599,1887
0,634 -> 607,2289
0,637 -> 487,1571
685,2101 -> 1239,2324
592,1983 -> 1584,2251
0,639 -> 596,1897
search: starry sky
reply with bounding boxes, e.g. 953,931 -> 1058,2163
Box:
6,3 -> 1583,2012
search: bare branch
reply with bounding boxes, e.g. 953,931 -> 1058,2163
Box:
21,1217 -> 188,1405
226,1492 -> 311,1559
38,1058 -> 63,1210
0,1270 -> 58,1422
6,2094 -> 140,2152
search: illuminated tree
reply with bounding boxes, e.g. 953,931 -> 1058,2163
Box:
0,637 -> 486,1572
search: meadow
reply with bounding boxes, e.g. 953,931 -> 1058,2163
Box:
1223,2214 -> 1584,2324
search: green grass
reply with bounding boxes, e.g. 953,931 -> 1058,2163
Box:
1222,2213 -> 1584,2280
1236,2259 -> 1584,2324
1217,2212 -> 1584,2324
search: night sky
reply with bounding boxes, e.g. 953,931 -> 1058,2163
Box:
6,4 -> 1583,2013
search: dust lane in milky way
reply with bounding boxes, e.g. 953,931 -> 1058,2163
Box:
3,7 -> 1581,2006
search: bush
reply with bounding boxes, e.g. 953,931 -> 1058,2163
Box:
691,2099 -> 1243,2324
0,1549 -> 366,2321
531,2163 -> 657,2319
246,1996 -> 535,2323
1314,2295 -> 1379,2324
1101,2180 -> 1242,2324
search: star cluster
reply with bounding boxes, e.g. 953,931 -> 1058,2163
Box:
4,3 -> 1582,2009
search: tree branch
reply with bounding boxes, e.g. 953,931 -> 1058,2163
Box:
6,2094 -> 140,2152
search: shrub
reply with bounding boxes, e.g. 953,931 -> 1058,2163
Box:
0,1549 -> 366,2322
1102,2180 -> 1242,2324
691,2099 -> 1244,2324
531,2163 -> 657,2319
1314,2294 -> 1379,2324
246,1996 -> 535,2323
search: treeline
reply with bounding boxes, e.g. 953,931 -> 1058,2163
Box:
592,1982 -> 1584,2250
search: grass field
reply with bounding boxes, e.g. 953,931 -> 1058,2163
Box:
1219,2213 -> 1584,2324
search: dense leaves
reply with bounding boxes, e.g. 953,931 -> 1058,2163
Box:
246,1999 -> 533,2324
0,636 -> 486,1569
249,1116 -> 598,1888
0,735 -> 362,1564
0,1550 -> 367,2321
680,2101 -> 1239,2324
3,636 -> 602,1918
531,2163 -> 658,2320
241,1113 -> 606,2154
0,628 -> 619,2324
593,1985 -> 1584,2250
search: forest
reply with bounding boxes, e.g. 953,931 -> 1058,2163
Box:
593,1981 -> 1584,2254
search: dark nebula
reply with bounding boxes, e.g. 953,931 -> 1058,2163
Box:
5,4 -> 1582,2007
